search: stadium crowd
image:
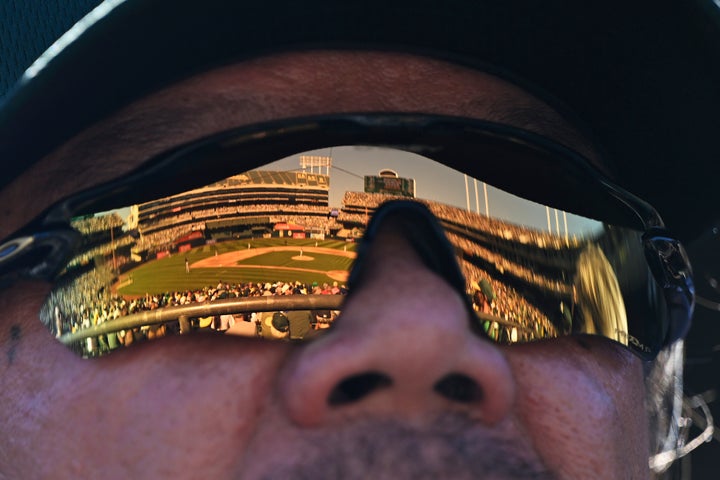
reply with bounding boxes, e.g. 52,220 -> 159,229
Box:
70,212 -> 125,235
136,224 -> 207,252
465,268 -> 560,344
43,258 -> 566,359
65,213 -> 135,268
42,267 -> 347,356
139,201 -> 332,231
342,191 -> 586,245
137,204 -> 340,246
66,236 -> 135,269
447,231 -> 572,296
49,191 -> 582,356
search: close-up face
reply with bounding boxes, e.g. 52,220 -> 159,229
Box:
0,51 -> 652,479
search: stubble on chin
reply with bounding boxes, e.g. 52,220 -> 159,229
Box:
242,412 -> 556,480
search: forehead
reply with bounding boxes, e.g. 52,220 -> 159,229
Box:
0,50 -> 597,237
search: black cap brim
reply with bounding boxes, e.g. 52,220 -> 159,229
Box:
1,0 -> 719,240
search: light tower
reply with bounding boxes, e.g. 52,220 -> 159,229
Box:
299,155 -> 332,175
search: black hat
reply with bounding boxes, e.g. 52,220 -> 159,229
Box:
271,312 -> 290,333
1,0 -> 719,240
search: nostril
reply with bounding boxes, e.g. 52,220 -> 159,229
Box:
327,372 -> 393,406
433,373 -> 483,403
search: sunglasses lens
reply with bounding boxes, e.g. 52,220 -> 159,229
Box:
41,145 -> 669,358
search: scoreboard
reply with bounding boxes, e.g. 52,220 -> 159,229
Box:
364,175 -> 415,197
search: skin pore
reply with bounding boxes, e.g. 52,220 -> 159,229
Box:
0,51 -> 649,479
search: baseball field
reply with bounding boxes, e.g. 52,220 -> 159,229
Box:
116,238 -> 357,296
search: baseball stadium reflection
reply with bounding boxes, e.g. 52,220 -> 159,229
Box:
42,148 -> 635,357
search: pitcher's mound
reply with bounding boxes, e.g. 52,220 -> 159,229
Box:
291,255 -> 314,261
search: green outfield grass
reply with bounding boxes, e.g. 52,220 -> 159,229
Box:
117,238 -> 356,296
235,251 -> 351,270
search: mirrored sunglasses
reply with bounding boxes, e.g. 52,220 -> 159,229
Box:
0,114 -> 694,360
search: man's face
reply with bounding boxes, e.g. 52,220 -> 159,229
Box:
0,51 -> 649,479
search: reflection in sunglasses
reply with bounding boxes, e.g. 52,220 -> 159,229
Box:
43,150 -> 638,358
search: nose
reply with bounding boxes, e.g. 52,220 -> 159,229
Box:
279,201 -> 516,427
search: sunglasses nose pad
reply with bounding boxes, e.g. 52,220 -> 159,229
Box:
347,200 -> 469,302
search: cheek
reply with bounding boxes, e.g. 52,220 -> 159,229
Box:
507,341 -> 649,479
0,285 -> 286,477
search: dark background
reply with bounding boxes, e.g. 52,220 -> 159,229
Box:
675,229 -> 720,479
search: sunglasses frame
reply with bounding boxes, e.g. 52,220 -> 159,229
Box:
0,113 -> 695,359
